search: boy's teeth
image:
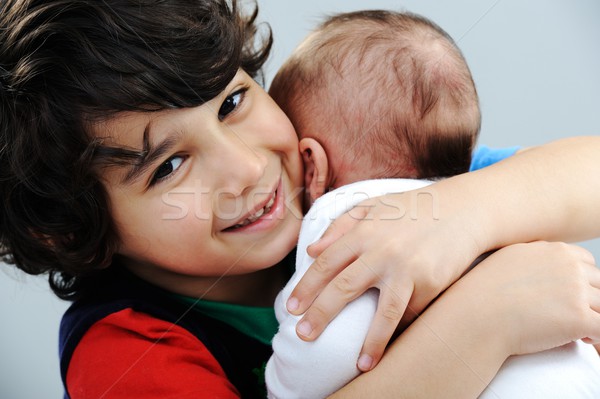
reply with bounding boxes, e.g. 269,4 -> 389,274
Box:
248,207 -> 265,222
232,192 -> 276,229
265,195 -> 275,209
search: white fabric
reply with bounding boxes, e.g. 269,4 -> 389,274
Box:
481,340 -> 600,399
265,179 -> 433,399
265,178 -> 600,399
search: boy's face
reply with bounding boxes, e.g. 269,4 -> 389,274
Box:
94,70 -> 303,294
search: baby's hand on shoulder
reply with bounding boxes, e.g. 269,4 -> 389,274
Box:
285,190 -> 483,371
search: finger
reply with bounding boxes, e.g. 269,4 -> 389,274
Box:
396,301 -> 421,334
585,263 -> 600,290
358,284 -> 412,371
306,207 -> 367,258
295,258 -> 377,341
288,235 -> 362,315
582,311 -> 600,343
581,337 -> 600,346
582,286 -> 600,344
573,245 -> 596,265
590,285 -> 600,314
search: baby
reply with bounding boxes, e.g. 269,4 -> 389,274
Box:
265,10 -> 600,399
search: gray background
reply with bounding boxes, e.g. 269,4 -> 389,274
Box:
1,1 -> 599,398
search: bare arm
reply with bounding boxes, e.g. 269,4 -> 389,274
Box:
291,136 -> 600,367
465,136 -> 600,247
331,242 -> 600,398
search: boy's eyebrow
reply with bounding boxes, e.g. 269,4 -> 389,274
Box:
121,125 -> 179,185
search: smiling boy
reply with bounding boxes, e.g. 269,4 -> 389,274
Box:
3,2 -> 600,398
94,70 -> 304,302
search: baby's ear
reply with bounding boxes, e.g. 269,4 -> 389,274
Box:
299,138 -> 329,204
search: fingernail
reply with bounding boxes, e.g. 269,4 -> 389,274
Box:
287,297 -> 299,312
357,354 -> 373,371
297,320 -> 313,337
307,239 -> 320,251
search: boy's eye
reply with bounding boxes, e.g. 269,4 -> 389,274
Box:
151,155 -> 185,184
218,88 -> 246,120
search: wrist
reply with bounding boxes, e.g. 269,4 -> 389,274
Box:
411,281 -> 510,397
438,279 -> 513,360
433,174 -> 491,267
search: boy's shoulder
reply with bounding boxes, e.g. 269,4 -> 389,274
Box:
59,268 -> 271,398
297,179 -> 434,259
65,307 -> 238,398
308,178 -> 433,220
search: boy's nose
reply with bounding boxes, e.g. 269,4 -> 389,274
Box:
217,135 -> 267,196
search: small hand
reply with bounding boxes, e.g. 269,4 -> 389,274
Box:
451,241 -> 600,355
286,190 -> 483,370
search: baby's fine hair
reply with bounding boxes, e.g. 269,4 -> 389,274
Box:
0,0 -> 271,299
270,10 -> 481,180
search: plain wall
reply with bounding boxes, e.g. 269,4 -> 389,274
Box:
1,1 -> 598,397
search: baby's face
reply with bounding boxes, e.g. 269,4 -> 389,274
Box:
93,70 -> 304,295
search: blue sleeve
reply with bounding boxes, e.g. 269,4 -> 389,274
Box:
469,145 -> 521,171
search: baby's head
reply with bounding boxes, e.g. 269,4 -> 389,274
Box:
270,10 -> 480,202
0,0 -> 300,300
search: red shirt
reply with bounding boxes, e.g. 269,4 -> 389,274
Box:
67,309 -> 240,398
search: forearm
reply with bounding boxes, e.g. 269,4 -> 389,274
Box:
289,137 -> 600,372
439,136 -> 600,254
330,240 -> 600,398
330,283 -> 507,399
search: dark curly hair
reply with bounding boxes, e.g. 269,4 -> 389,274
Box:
0,0 -> 272,299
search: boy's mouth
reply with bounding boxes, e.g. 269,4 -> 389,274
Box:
223,180 -> 281,232
229,193 -> 276,229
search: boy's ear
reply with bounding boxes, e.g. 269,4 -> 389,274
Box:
299,138 -> 329,203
